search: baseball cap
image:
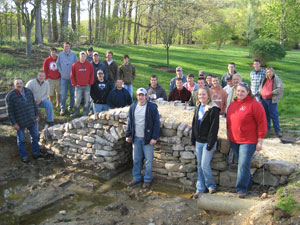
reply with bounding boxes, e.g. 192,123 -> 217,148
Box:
97,69 -> 104,74
93,52 -> 99,56
79,51 -> 87,55
199,70 -> 205,75
88,46 -> 93,51
226,76 -> 232,81
176,66 -> 183,71
136,88 -> 147,95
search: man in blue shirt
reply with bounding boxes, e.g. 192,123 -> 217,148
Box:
169,66 -> 186,92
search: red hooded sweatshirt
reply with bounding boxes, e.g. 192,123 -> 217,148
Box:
227,95 -> 267,144
43,56 -> 60,80
71,60 -> 94,86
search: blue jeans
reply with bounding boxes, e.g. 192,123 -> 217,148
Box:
262,98 -> 281,133
74,86 -> 91,116
123,84 -> 133,99
195,142 -> 217,193
132,137 -> 154,183
38,99 -> 53,122
60,78 -> 75,111
230,142 -> 256,194
92,103 -> 110,113
17,122 -> 40,158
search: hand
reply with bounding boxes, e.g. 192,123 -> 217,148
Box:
126,137 -> 132,143
256,142 -> 263,151
36,100 -> 42,105
13,124 -> 20,130
150,139 -> 157,145
36,116 -> 40,122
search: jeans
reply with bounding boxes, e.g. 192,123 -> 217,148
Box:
92,103 -> 110,113
132,137 -> 154,183
123,84 -> 133,99
261,98 -> 281,133
195,142 -> 217,193
74,86 -> 91,116
230,142 -> 256,194
17,122 -> 40,159
38,99 -> 53,122
60,78 -> 75,111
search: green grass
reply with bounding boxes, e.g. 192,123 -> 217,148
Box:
276,183 -> 300,214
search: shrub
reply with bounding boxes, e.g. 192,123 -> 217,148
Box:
249,38 -> 286,65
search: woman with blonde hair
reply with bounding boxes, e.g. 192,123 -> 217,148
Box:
191,87 -> 220,198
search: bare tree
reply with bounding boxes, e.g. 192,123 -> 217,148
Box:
47,0 -> 52,42
52,0 -> 58,42
121,0 -> 127,44
95,0 -> 100,41
133,0 -> 139,45
77,0 -> 80,31
100,0 -> 107,41
60,0 -> 70,42
87,0 -> 95,43
14,0 -> 22,40
35,0 -> 43,44
71,0 -> 76,31
126,0 -> 133,43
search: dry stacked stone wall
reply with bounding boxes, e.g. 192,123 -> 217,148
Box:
40,100 -> 295,188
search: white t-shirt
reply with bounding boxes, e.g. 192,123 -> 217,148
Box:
107,59 -> 113,65
134,103 -> 147,138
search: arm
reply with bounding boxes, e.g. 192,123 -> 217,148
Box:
150,105 -> 160,142
132,65 -> 136,80
272,77 -> 284,95
119,66 -> 123,79
41,82 -> 50,101
191,108 -> 198,145
253,101 -> 268,141
43,59 -> 49,79
162,88 -> 167,101
222,91 -> 228,114
168,91 -> 173,101
207,107 -> 220,150
6,93 -> 17,127
125,106 -> 133,140
56,54 -> 62,74
89,64 -> 94,86
106,92 -> 114,108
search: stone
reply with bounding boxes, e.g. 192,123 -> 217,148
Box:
161,128 -> 177,137
168,136 -> 181,144
72,119 -> 84,129
153,160 -> 166,168
164,118 -> 175,129
119,112 -> 128,119
103,162 -> 119,170
94,123 -> 102,129
152,167 -> 169,175
82,136 -> 95,143
159,137 -> 168,143
94,135 -> 113,147
186,172 -> 197,181
92,155 -> 105,163
185,146 -> 195,151
178,164 -> 196,173
213,152 -> 224,159
165,162 -> 181,172
180,151 -> 195,160
69,133 -> 82,140
86,143 -> 93,148
219,171 -> 237,187
182,137 -> 192,145
211,161 -> 227,171
108,120 -> 119,126
104,155 -> 120,162
183,127 -> 191,137
103,146 -> 113,151
173,144 -> 185,151
154,153 -> 178,161
110,126 -> 120,141
219,139 -> 230,154
95,150 -> 118,157
264,160 -> 295,176
279,176 -> 288,185
251,168 -> 257,175
251,158 -> 265,168
173,151 -> 180,157
168,172 -> 185,178
172,122 -> 180,130
77,129 -> 87,136
179,178 -> 193,186
115,126 -> 125,138
104,131 -> 116,143
89,114 -> 98,120
252,168 -> 279,186
75,140 -> 87,147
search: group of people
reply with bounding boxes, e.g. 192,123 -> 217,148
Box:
6,42 -> 284,198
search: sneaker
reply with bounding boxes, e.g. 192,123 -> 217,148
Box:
33,154 -> 45,160
68,108 -> 73,114
21,157 -> 30,163
142,182 -> 151,189
128,179 -> 142,187
208,188 -> 216,194
276,132 -> 283,138
193,192 -> 202,199
60,109 -> 65,116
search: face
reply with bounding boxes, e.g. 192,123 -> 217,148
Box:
187,76 -> 194,83
80,53 -> 87,62
93,54 -> 99,62
150,77 -> 158,88
206,76 -> 212,84
232,76 -> 242,86
228,64 -> 235,74
197,79 -> 205,88
123,57 -> 129,64
212,77 -> 219,87
227,79 -> 233,87
116,80 -> 123,89
198,89 -> 209,105
14,79 -> 23,90
236,86 -> 249,100
106,52 -> 113,60
64,43 -> 70,53
50,50 -> 57,58
198,73 -> 205,78
137,93 -> 147,104
176,80 -> 183,90
97,73 -> 104,81
266,69 -> 274,79
37,72 -> 46,82
176,70 -> 183,78
253,61 -> 261,71
88,50 -> 93,56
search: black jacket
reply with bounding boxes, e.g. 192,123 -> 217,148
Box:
90,80 -> 113,104
191,102 -> 220,150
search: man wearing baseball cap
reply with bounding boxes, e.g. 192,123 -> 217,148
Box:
169,66 -> 186,92
86,46 -> 94,62
126,87 -> 160,189
92,52 -> 107,82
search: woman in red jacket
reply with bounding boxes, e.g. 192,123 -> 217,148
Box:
227,82 -> 267,198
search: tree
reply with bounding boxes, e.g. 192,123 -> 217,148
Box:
34,0 -> 42,44
126,0 -> 133,43
60,0 -> 70,42
14,0 -> 22,40
52,0 -> 58,42
46,0 -> 52,42
21,0 -> 36,57
77,0 -> 80,31
71,0 -> 76,31
209,22 -> 233,50
95,0 -> 100,41
87,0 -> 95,43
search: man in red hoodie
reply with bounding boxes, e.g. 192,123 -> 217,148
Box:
70,51 -> 94,116
210,75 -> 228,115
43,47 -> 61,108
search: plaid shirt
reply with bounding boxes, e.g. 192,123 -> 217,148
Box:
250,69 -> 265,96
6,87 -> 39,128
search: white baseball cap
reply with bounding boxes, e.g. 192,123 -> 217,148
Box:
136,88 -> 147,95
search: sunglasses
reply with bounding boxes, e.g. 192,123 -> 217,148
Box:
238,82 -> 249,87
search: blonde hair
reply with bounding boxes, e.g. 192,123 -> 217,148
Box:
196,87 -> 212,105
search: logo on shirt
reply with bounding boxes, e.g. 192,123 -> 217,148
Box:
98,83 -> 106,90
79,65 -> 87,72
240,106 -> 246,111
49,62 -> 58,71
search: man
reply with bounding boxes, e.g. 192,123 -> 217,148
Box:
126,87 -> 160,189
189,77 -> 206,106
168,78 -> 191,103
70,51 -> 94,116
90,70 -> 113,113
184,73 -> 198,93
250,58 -> 265,101
6,78 -> 42,163
206,74 -> 213,88
56,42 -> 77,116
146,75 -> 167,101
221,62 -> 237,88
92,52 -> 108,82
169,66 -> 186,92
223,76 -> 233,94
26,71 -> 54,125
226,73 -> 242,112
43,47 -> 60,108
103,50 -> 119,87
86,46 -> 94,62
107,79 -> 132,109
198,70 -> 205,79
210,75 -> 228,115
119,54 -> 136,98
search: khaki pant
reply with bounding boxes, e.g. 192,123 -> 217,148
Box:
48,78 -> 61,96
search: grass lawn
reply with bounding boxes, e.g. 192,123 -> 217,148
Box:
0,43 -> 299,134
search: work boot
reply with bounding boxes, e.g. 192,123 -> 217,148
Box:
33,154 -> 45,160
142,182 -> 151,189
60,109 -> 65,116
21,156 -> 30,163
128,179 -> 142,187
276,132 -> 283,138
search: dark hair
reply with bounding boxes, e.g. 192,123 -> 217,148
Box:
63,41 -> 70,46
253,58 -> 261,64
206,74 -> 212,78
198,77 -> 205,81
150,75 -> 157,79
36,71 -> 45,76
228,62 -> 235,67
211,75 -> 219,79
123,54 -> 129,59
187,73 -> 194,78
106,50 -> 113,56
50,47 -> 57,52
13,77 -> 23,83
176,78 -> 183,82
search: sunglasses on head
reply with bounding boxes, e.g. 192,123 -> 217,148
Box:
238,82 -> 249,87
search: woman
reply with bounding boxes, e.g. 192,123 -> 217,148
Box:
227,82 -> 267,198
191,87 -> 220,198
259,67 -> 284,138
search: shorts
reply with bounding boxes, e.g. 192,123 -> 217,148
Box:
48,78 -> 61,96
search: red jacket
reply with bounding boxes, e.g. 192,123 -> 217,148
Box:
227,96 -> 267,144
71,60 -> 94,86
43,56 -> 60,80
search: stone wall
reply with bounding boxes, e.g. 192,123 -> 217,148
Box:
40,100 -> 295,188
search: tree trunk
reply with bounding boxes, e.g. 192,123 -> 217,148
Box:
126,0 -> 133,43
0,14 -> 2,41
60,0 -> 70,42
47,0 -> 52,42
4,4 -> 8,38
35,0 -> 43,44
71,0 -> 76,31
113,0 -> 121,17
101,0 -> 107,41
88,0 -> 94,44
10,6 -> 13,41
52,0 -> 59,42
77,0 -> 80,31
108,0 -> 111,18
121,0 -> 126,44
166,45 -> 169,67
16,1 -> 22,40
26,28 -> 32,57
133,0 -> 139,45
95,0 -> 100,41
